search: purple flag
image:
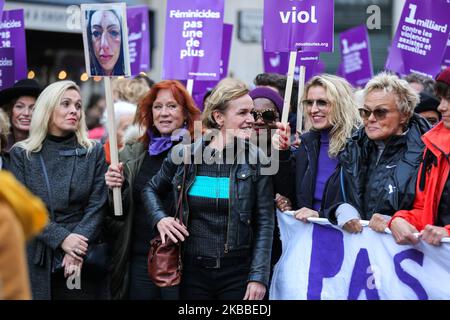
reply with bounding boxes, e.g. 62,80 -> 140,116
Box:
385,0 -> 450,78
263,51 -> 323,81
163,0 -> 224,81
190,23 -> 233,110
0,9 -> 27,81
340,25 -> 373,88
443,38 -> 450,68
127,6 -> 151,75
0,47 -> 15,90
263,0 -> 334,52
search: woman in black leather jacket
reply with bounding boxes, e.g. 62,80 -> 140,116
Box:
142,80 -> 274,300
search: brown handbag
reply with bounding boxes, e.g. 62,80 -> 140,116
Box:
147,165 -> 187,287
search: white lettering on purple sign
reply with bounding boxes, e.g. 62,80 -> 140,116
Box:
279,6 -> 317,24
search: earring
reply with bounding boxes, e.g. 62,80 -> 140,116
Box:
183,121 -> 187,126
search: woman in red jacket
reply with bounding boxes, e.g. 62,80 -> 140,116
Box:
389,67 -> 450,246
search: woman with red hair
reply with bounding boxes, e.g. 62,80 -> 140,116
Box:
105,80 -> 201,300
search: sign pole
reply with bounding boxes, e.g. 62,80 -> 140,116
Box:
186,78 -> 194,95
104,77 -> 123,216
296,65 -> 306,134
281,50 -> 297,124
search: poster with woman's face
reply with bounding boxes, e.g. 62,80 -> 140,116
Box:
81,3 -> 131,77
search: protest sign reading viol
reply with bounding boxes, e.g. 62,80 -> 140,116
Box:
0,47 -> 15,90
263,51 -> 324,82
270,212 -> 450,300
385,0 -> 450,78
163,0 -> 224,82
0,9 -> 27,82
191,23 -> 233,110
340,25 -> 373,88
127,6 -> 150,75
263,0 -> 334,53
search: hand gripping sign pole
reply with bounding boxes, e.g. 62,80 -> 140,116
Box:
81,2 -> 131,216
296,65 -> 306,134
281,51 -> 297,124
104,77 -> 123,216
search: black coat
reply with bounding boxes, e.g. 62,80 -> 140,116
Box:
274,130 -> 331,210
141,138 -> 274,287
321,113 -> 430,222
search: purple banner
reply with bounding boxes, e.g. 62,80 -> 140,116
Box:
263,0 -> 334,52
0,47 -> 15,90
191,23 -> 233,110
0,9 -> 27,81
340,25 -> 373,88
127,6 -> 151,75
0,1 -> 4,17
263,51 -> 324,82
443,38 -> 450,68
163,0 -> 224,81
385,0 -> 450,78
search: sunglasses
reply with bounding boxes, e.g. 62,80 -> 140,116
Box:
358,108 -> 390,121
251,109 -> 278,123
302,99 -> 329,109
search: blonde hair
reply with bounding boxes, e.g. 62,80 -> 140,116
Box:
0,109 -> 10,152
113,77 -> 150,105
202,79 -> 249,129
15,80 -> 94,157
304,74 -> 362,158
364,72 -> 419,121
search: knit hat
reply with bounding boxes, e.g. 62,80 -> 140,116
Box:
249,87 -> 284,114
414,92 -> 441,119
436,67 -> 450,86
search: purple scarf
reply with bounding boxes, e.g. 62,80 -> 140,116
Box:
148,127 -> 188,156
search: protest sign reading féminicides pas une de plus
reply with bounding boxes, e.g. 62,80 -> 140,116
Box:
263,0 -> 334,53
340,25 -> 373,88
0,9 -> 27,82
191,23 -> 233,110
385,0 -> 450,78
127,6 -> 150,75
163,0 -> 224,81
0,47 -> 15,90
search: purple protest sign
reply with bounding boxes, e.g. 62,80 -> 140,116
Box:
0,9 -> 27,81
340,25 -> 373,88
443,38 -> 450,68
263,51 -> 323,81
0,47 -> 15,90
0,1 -> 4,17
385,0 -> 450,78
190,23 -> 233,110
127,6 -> 151,75
163,0 -> 224,81
263,0 -> 334,52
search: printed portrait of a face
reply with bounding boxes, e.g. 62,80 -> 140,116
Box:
82,3 -> 130,77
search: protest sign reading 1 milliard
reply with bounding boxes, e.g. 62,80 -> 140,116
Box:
191,23 -> 233,110
443,39 -> 450,68
263,0 -> 334,52
385,0 -> 450,78
163,0 -> 224,81
340,25 -> 373,88
0,47 -> 15,90
0,9 -> 27,82
127,6 -> 150,75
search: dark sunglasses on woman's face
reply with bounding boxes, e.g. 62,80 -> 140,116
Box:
251,109 -> 278,123
302,99 -> 329,109
359,108 -> 390,121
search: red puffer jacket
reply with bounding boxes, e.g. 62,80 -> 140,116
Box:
389,122 -> 450,235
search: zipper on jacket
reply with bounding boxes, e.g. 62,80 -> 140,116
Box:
224,153 -> 237,254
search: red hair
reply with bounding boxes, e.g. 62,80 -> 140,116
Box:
136,80 -> 201,145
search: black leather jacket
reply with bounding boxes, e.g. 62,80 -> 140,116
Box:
141,138 -> 274,287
